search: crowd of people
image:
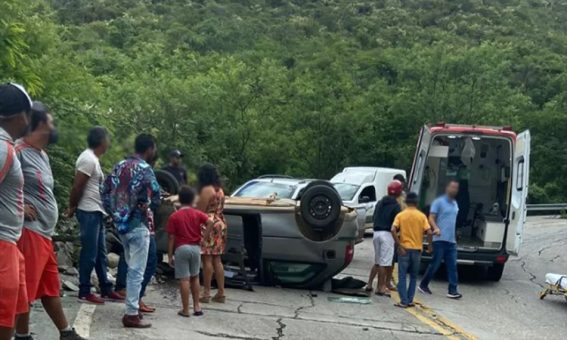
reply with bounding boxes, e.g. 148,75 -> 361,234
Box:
367,176 -> 463,307
0,82 -> 465,339
0,83 -> 228,338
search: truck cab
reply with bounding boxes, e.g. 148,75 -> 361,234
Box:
409,123 -> 530,281
331,167 -> 407,230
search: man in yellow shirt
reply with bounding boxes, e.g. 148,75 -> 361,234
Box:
391,192 -> 434,308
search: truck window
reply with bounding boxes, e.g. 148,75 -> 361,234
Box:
359,186 -> 376,202
516,157 -> 524,191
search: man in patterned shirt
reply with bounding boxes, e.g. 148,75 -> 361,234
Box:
0,83 -> 32,340
101,133 -> 161,328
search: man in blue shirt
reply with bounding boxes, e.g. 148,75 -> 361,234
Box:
419,180 -> 462,299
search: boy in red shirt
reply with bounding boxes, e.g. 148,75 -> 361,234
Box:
167,186 -> 214,317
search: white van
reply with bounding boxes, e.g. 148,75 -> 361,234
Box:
331,167 -> 407,234
409,123 -> 530,281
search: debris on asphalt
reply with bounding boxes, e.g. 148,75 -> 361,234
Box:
63,280 -> 79,292
327,296 -> 371,304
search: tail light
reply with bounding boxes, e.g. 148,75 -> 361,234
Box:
496,255 -> 508,264
345,244 -> 354,266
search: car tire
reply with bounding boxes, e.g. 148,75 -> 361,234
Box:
155,170 -> 180,195
299,181 -> 341,229
486,263 -> 505,281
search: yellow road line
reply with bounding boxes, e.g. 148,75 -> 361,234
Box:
391,268 -> 477,340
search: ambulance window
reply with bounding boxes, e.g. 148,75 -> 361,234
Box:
516,157 -> 524,191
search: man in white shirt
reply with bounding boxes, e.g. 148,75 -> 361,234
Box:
68,126 -> 122,304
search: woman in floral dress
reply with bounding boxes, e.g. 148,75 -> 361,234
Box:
197,164 -> 227,303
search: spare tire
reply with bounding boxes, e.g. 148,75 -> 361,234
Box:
300,180 -> 342,229
155,170 -> 180,195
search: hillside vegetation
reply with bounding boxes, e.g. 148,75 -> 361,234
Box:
1,0 -> 566,205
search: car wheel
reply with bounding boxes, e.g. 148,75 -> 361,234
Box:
155,170 -> 180,195
300,180 -> 341,229
486,263 -> 505,281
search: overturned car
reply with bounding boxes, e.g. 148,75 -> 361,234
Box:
153,172 -> 358,289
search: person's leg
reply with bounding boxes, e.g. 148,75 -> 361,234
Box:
77,211 -> 99,298
179,279 -> 190,315
140,235 -> 157,299
420,241 -> 445,290
123,228 -> 150,316
190,276 -> 201,313
4,244 -> 30,340
444,243 -> 460,295
201,255 -> 213,299
407,251 -> 421,305
366,265 -> 378,290
93,213 -> 112,296
396,252 -> 410,306
386,266 -> 395,290
212,255 -> 225,299
377,266 -> 391,294
114,254 -> 127,293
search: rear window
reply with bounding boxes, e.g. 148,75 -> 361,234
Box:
234,181 -> 297,199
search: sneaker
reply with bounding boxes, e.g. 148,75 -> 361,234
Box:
78,293 -> 105,305
447,292 -> 463,299
14,335 -> 34,340
122,314 -> 152,328
102,291 -> 125,301
60,328 -> 87,340
418,285 -> 432,295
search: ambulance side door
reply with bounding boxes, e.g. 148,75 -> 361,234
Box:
409,125 -> 432,195
506,130 -> 530,256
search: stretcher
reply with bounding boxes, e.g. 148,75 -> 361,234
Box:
539,273 -> 567,301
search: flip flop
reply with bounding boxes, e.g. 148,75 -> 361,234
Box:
394,303 -> 408,308
375,291 -> 391,297
407,303 -> 416,307
364,286 -> 373,292
193,310 -> 204,316
177,311 -> 190,318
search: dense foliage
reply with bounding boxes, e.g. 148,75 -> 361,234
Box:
2,0 -> 566,207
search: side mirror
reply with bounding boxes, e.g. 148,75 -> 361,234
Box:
359,196 -> 371,203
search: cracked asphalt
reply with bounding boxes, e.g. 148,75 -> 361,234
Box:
27,216 -> 567,339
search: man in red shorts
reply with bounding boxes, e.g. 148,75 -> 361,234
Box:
0,83 -> 32,340
14,102 -> 85,340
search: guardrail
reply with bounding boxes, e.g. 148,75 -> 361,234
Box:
527,204 -> 567,212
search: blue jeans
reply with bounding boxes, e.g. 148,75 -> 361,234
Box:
115,235 -> 157,298
119,227 -> 150,315
397,249 -> 421,305
77,210 -> 113,297
420,241 -> 459,295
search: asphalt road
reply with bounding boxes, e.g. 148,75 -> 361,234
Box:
27,216 -> 567,339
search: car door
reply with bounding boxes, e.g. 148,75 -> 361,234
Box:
506,130 -> 530,256
409,125 -> 432,194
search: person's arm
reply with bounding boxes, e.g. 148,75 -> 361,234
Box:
166,215 -> 176,267
203,218 -> 214,241
391,214 -> 406,256
67,172 -> 90,217
146,167 -> 162,210
424,216 -> 434,253
168,234 -> 175,267
196,187 -> 213,212
428,199 -> 441,235
428,213 -> 441,236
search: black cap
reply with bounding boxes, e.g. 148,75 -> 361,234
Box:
0,83 -> 33,117
169,149 -> 183,158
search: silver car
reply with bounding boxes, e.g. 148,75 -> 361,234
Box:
154,173 -> 359,289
